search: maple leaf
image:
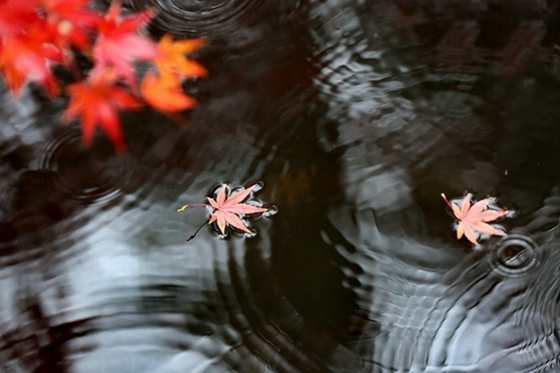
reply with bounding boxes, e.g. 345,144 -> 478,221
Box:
92,1 -> 157,85
441,193 -> 510,245
140,70 -> 197,113
178,183 -> 269,238
42,0 -> 102,51
62,67 -> 141,153
153,34 -> 207,79
0,21 -> 63,96
0,0 -> 41,39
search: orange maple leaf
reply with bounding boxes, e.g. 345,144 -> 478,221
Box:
153,34 -> 207,78
140,70 -> 196,113
140,34 -> 207,113
62,67 -> 141,153
92,1 -> 157,85
178,184 -> 268,237
441,193 -> 510,245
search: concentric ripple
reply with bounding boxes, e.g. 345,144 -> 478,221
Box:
136,0 -> 263,35
490,235 -> 540,276
39,129 -> 134,206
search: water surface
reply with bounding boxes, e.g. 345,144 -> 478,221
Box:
1,0 -> 560,372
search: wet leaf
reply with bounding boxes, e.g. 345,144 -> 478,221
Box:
178,183 -> 269,238
62,67 -> 141,153
442,193 -> 510,245
92,1 -> 157,85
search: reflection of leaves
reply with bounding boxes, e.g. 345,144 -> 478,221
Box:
62,67 -> 141,153
442,193 -> 510,245
178,183 -> 271,239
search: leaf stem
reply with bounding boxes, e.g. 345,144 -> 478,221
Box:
177,203 -> 209,212
186,221 -> 207,241
441,193 -> 453,209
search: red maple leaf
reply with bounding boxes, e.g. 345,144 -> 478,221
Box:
178,184 -> 269,238
0,21 -> 63,96
92,1 -> 157,85
0,0 -> 41,39
62,67 -> 141,153
42,0 -> 102,51
441,193 -> 510,245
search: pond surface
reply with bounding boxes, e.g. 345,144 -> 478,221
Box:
1,0 -> 560,372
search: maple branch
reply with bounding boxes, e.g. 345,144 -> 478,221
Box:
186,221 -> 207,241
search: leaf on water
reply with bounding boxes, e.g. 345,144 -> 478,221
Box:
441,193 -> 511,245
178,183 -> 271,239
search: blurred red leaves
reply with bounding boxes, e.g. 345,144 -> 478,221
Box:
0,0 -> 207,152
63,67 -> 141,153
93,2 -> 157,85
141,35 -> 207,113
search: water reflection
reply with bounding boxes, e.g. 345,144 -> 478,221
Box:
1,0 -> 560,372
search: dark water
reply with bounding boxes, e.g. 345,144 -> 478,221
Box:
2,0 -> 560,372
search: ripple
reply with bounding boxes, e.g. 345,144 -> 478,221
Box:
39,129 -> 134,206
141,0 -> 263,35
490,235 -> 540,276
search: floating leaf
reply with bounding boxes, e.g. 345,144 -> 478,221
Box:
178,183 -> 270,239
442,193 -> 510,245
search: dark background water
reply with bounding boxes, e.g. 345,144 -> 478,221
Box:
1,0 -> 560,372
